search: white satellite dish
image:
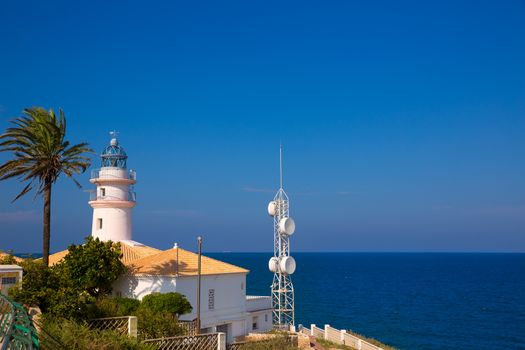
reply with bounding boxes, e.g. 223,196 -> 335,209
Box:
279,217 -> 295,235
280,256 -> 296,275
268,257 -> 279,272
268,201 -> 277,216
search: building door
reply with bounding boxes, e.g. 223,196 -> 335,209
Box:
216,323 -> 232,343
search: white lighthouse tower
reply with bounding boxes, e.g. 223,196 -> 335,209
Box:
89,132 -> 137,242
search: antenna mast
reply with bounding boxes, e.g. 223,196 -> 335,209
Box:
267,145 -> 296,328
280,143 -> 283,189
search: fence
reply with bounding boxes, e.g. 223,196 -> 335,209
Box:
88,316 -> 137,338
143,332 -> 225,350
0,293 -> 39,350
300,324 -> 384,350
177,319 -> 198,336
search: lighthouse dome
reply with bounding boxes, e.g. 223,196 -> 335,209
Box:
101,137 -> 128,168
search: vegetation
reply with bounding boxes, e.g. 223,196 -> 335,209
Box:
239,336 -> 298,350
10,237 -> 125,320
7,237 -> 193,345
40,317 -> 155,350
0,107 -> 93,266
89,293 -> 192,340
317,333 -> 397,350
141,292 -> 192,317
56,237 -> 127,298
0,250 -> 18,264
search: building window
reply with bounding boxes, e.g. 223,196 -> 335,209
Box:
1,277 -> 16,285
265,314 -> 268,323
252,316 -> 258,330
208,289 -> 215,310
100,188 -> 106,197
98,218 -> 103,230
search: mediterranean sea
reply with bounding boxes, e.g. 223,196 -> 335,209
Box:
209,252 -> 525,350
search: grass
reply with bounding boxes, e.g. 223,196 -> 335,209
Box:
240,337 -> 298,350
316,332 -> 397,350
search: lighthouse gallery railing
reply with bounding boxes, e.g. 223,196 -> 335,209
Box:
91,168 -> 136,181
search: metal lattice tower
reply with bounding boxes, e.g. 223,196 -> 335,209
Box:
268,145 -> 296,328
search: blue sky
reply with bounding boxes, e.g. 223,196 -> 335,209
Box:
1,0 -> 524,253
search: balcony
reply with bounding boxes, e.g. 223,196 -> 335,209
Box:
91,168 -> 137,181
89,190 -> 136,202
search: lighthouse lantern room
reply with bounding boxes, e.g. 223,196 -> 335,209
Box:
89,132 -> 136,242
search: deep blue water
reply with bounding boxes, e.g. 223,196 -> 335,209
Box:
208,253 -> 525,350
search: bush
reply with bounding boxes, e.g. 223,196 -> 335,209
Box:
87,297 -> 141,319
135,307 -> 184,340
140,292 -> 192,316
40,317 -> 155,350
9,259 -> 60,312
84,293 -> 191,340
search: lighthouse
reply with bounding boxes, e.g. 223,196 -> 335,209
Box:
89,132 -> 136,242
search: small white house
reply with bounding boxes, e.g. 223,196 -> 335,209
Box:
0,264 -> 23,295
48,135 -> 273,343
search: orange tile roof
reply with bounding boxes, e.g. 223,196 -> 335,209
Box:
0,252 -> 23,263
48,249 -> 70,266
46,242 -> 248,277
127,248 -> 249,277
48,241 -> 161,266
120,243 -> 161,265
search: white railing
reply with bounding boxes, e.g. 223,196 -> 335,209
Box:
246,296 -> 272,312
302,324 -> 385,350
143,332 -> 226,350
89,191 -> 136,202
91,168 -> 136,181
88,316 -> 138,338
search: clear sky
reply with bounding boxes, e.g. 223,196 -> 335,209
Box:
1,0 -> 524,253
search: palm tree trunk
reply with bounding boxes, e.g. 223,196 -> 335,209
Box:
42,182 -> 52,266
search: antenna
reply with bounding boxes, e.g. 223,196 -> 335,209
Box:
268,144 -> 296,328
280,143 -> 283,190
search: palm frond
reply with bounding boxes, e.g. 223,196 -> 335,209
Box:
0,107 -> 94,201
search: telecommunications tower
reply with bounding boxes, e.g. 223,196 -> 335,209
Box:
268,145 -> 296,327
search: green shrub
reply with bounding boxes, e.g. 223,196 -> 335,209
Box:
87,297 -> 141,319
140,292 -> 192,316
135,307 -> 184,340
40,317 -> 155,350
9,259 -> 60,312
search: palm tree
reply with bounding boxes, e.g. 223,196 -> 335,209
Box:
0,107 -> 93,266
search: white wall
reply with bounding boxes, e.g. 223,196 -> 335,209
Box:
113,273 -> 249,340
246,310 -> 273,334
92,207 -> 132,241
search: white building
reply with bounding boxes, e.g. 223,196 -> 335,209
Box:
49,135 -> 272,343
0,263 -> 23,296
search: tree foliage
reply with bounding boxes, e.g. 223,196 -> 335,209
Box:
0,107 -> 93,265
57,237 -> 127,298
140,292 -> 192,316
10,236 -> 126,320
